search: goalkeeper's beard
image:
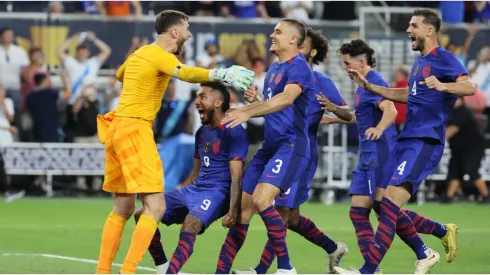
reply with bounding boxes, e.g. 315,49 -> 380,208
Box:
175,38 -> 185,56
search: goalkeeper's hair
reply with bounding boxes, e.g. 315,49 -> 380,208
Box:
307,28 -> 329,65
201,82 -> 231,112
338,39 -> 376,68
155,10 -> 189,35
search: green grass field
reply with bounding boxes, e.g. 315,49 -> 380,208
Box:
0,198 -> 489,274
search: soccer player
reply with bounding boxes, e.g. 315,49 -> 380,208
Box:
231,28 -> 351,275
319,39 -> 457,274
133,82 -> 248,274
216,19 -> 315,274
333,9 -> 476,274
94,10 -> 254,274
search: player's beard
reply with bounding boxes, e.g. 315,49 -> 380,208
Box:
302,51 -> 311,63
201,108 -> 215,125
174,37 -> 185,56
413,36 -> 425,52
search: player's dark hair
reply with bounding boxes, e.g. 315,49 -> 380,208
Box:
338,39 -> 376,68
29,47 -> 42,56
76,43 -> 89,51
201,82 -> 231,112
280,18 -> 307,47
412,9 -> 441,33
155,10 -> 189,35
34,73 -> 47,86
306,28 -> 329,65
0,27 -> 12,36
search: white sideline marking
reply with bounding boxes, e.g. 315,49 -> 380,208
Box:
0,252 -> 157,272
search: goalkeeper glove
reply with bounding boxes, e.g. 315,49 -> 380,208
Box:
209,65 -> 255,92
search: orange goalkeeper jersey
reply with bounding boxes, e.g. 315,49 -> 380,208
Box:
115,44 -> 211,121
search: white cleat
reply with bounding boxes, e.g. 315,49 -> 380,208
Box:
415,249 -> 440,274
274,267 -> 297,274
231,268 -> 258,274
328,242 -> 348,274
333,266 -> 360,274
156,262 -> 169,274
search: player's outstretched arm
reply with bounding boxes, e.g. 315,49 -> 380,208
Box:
316,93 -> 353,121
420,75 -> 476,96
320,113 -> 356,125
365,100 -> 397,140
348,69 -> 409,103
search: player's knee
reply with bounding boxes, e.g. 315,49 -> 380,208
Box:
384,184 -> 412,206
251,194 -> 273,212
181,215 -> 203,234
141,192 -> 166,221
133,206 -> 144,222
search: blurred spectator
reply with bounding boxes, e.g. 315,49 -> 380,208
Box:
106,75 -> 122,112
280,1 -> 313,23
473,1 -> 490,22
196,38 -> 224,69
220,1 -> 269,19
27,72 -> 71,143
445,24 -> 479,66
391,67 -> 409,133
444,97 -> 489,203
234,40 -> 262,69
77,1 -> 99,14
440,1 -> 465,24
194,1 -> 218,16
96,1 -> 142,17
468,46 -> 490,127
58,31 -> 111,141
464,89 -> 487,123
48,1 -> 64,14
125,36 -> 149,59
21,48 -> 51,114
0,85 -> 15,145
0,27 -> 29,113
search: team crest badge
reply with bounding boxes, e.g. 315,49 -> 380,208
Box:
422,66 -> 431,78
355,93 -> 361,106
269,73 -> 275,83
413,65 -> 419,76
212,141 -> 221,154
274,72 -> 283,84
204,142 -> 210,153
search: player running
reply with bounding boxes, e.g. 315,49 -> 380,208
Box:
95,10 -> 254,274
133,82 -> 248,274
231,28 -> 351,275
318,39 -> 457,274
215,19 -> 315,274
333,9 -> 476,274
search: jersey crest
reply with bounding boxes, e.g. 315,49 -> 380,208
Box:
269,73 -> 275,83
204,141 -> 210,153
212,141 -> 221,154
422,66 -> 431,78
275,72 -> 283,84
413,65 -> 419,76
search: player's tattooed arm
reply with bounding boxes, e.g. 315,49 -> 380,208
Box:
348,69 -> 409,103
320,113 -> 356,125
421,75 -> 476,96
225,161 -> 244,227
316,93 -> 353,121
366,100 -> 397,140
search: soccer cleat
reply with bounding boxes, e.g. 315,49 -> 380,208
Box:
333,266 -> 360,274
440,223 -> 458,263
274,267 -> 297,274
156,262 -> 169,274
414,249 -> 440,274
374,267 -> 383,274
327,242 -> 348,274
231,268 -> 257,274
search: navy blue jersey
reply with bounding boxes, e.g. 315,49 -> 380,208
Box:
306,71 -> 346,170
354,70 -> 398,168
261,54 -> 315,158
401,46 -> 469,143
194,124 -> 248,188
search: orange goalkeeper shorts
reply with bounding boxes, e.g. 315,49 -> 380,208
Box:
97,111 -> 164,194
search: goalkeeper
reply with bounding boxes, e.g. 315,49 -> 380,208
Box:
95,10 -> 254,274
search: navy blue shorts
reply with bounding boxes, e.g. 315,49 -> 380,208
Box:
242,145 -> 309,196
388,138 -> 444,195
162,184 -> 229,234
275,168 -> 313,209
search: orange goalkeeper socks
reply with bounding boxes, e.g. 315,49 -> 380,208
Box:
120,214 -> 158,274
96,212 -> 127,274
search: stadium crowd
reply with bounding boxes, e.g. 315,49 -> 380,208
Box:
0,1 -> 489,204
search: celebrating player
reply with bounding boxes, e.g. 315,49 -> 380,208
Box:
333,9 -> 476,274
215,19 -> 315,274
319,39 -> 457,274
95,10 -> 254,274
231,28 -> 351,275
133,82 -> 248,274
